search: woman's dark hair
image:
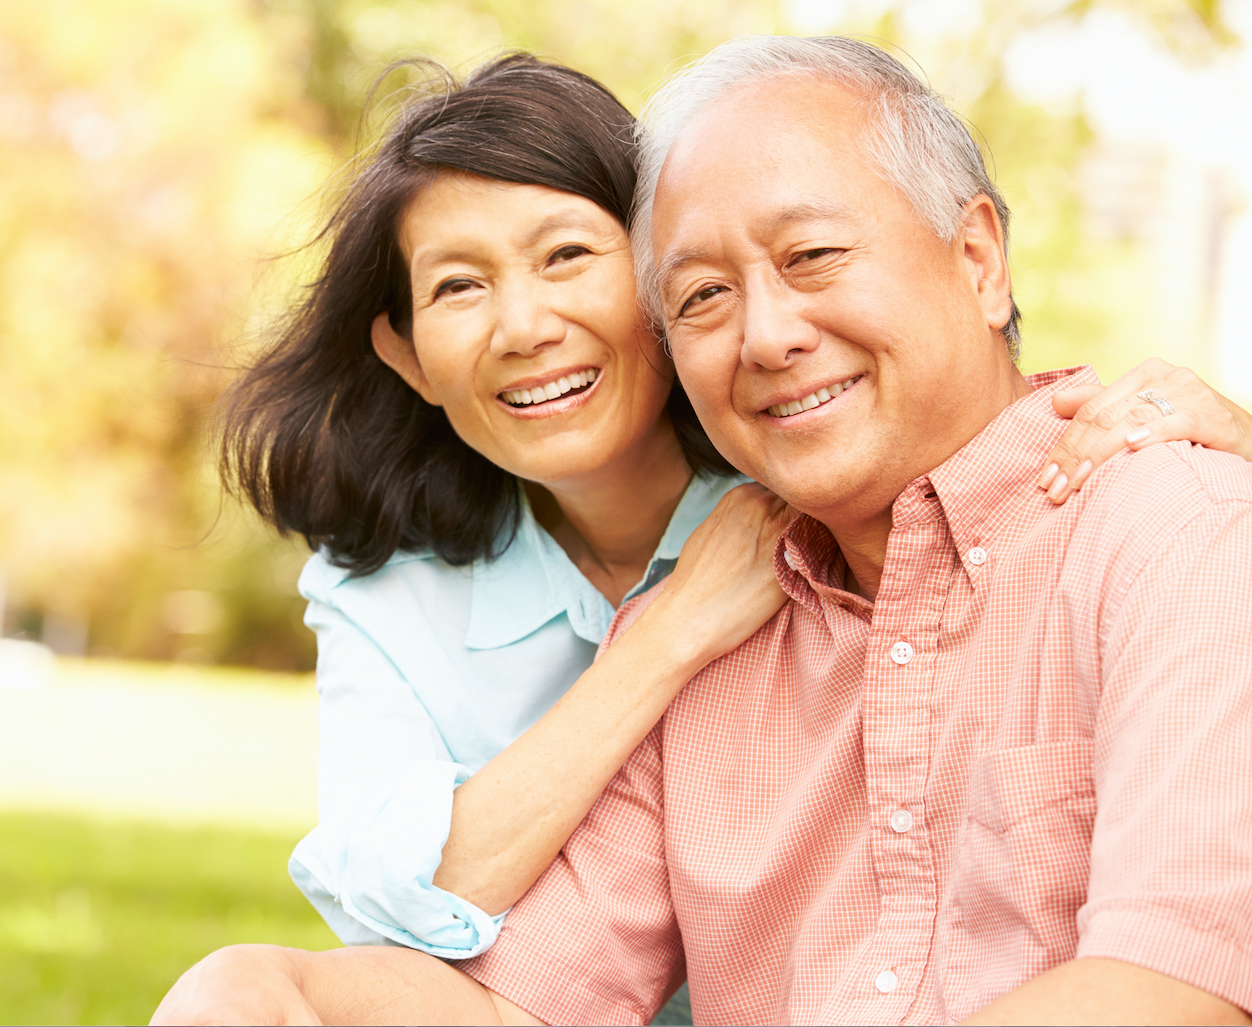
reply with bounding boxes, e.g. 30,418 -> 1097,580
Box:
220,52 -> 734,575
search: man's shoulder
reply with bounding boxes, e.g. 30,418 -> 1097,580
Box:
1112,440 -> 1252,502
1054,441 -> 1252,586
1080,441 -> 1252,527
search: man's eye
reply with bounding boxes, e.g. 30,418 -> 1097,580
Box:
789,247 -> 840,267
679,285 -> 725,316
433,278 -> 476,299
550,245 -> 589,264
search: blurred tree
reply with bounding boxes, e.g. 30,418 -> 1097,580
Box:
0,0 -> 328,667
0,0 -> 1235,670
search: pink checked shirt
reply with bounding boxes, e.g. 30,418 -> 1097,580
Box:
464,367 -> 1252,1025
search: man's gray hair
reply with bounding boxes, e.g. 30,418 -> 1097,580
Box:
632,35 -> 1023,359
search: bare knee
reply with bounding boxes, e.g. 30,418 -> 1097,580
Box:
151,943 -> 320,1026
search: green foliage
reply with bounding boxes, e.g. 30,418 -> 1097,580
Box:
0,811 -> 337,1026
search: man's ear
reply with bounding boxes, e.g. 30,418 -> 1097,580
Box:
370,312 -> 442,407
960,195 -> 1013,339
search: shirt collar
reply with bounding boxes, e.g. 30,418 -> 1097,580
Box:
923,365 -> 1095,567
776,365 -> 1096,605
465,472 -> 748,650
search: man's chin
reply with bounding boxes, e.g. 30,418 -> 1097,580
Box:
756,466 -> 866,521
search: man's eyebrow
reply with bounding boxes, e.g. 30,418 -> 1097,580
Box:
655,199 -> 862,302
655,247 -> 714,303
762,198 -> 862,231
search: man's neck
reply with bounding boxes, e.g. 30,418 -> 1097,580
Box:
525,421 -> 693,609
831,364 -> 1033,602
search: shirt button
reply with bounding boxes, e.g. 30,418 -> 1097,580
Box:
889,641 -> 914,665
968,546 -> 988,566
889,808 -> 913,833
875,969 -> 899,994
784,549 -> 799,571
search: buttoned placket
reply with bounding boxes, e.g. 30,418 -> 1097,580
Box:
833,480 -> 957,1023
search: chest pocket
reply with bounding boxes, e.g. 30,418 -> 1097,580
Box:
937,739 -> 1096,1023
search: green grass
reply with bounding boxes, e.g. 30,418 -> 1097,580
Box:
0,811 -> 338,1026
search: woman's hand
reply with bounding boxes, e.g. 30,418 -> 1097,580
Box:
1038,358 -> 1252,503
433,482 -> 794,917
644,482 -> 794,667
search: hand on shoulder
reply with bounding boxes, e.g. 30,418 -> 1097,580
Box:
629,482 -> 795,668
1039,359 -> 1252,504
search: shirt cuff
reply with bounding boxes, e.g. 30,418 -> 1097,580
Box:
1077,907 -> 1252,1013
290,758 -> 506,958
463,954 -> 651,1027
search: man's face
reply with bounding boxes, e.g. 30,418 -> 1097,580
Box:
651,76 -> 1020,531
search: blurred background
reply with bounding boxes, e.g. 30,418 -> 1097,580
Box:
1,0 -> 1249,1022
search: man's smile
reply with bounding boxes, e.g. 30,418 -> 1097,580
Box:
764,375 -> 863,419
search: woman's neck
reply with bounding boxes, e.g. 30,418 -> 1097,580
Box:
525,420 -> 693,609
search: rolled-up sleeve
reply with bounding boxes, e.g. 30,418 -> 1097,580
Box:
1077,462 -> 1252,1011
461,721 -> 681,1027
290,563 -> 505,958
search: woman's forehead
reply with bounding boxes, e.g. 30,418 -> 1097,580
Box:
399,175 -> 626,264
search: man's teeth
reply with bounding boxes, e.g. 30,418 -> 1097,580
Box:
503,368 -> 598,406
768,377 -> 860,418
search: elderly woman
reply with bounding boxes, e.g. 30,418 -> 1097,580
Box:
152,52 -> 1252,1026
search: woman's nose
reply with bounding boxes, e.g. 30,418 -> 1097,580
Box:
739,279 -> 820,371
490,280 -> 567,357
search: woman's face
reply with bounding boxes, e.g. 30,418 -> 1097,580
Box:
375,173 -> 675,489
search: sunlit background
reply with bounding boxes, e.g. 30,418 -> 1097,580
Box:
1,0 -> 1248,1022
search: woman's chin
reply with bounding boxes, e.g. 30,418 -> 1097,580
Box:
506,449 -> 617,490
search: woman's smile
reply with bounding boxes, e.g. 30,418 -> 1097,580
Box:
499,366 -> 601,412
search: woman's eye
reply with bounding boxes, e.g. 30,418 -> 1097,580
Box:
433,278 -> 476,299
679,285 -> 725,316
550,245 -> 589,264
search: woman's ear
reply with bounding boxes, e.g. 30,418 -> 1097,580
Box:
370,312 -> 442,406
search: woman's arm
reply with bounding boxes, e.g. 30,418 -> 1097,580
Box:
1038,358 -> 1252,503
291,567 -> 506,955
431,483 -> 792,916
962,957 -> 1249,1026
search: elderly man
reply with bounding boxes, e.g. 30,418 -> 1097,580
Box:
153,37 -> 1251,1026
454,37 -> 1251,1024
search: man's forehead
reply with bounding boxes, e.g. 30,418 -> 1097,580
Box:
656,74 -> 870,184
650,77 -> 877,279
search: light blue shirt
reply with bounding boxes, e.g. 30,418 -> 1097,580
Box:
289,472 -> 745,958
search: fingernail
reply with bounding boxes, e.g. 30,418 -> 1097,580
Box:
1126,426 -> 1151,445
1070,459 -> 1093,486
1038,463 -> 1059,488
1047,472 -> 1069,503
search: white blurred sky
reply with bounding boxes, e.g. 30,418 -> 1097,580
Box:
1004,1 -> 1252,395
786,0 -> 1252,397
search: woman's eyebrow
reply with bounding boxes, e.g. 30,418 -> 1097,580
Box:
519,209 -> 606,248
409,210 -> 606,272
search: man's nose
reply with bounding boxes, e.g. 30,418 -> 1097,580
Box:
739,278 -> 820,370
490,279 -> 567,357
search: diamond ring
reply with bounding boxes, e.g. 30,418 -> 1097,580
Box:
1137,389 -> 1176,418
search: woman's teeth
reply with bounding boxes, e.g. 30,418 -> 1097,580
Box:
502,368 -> 598,407
768,376 -> 861,418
